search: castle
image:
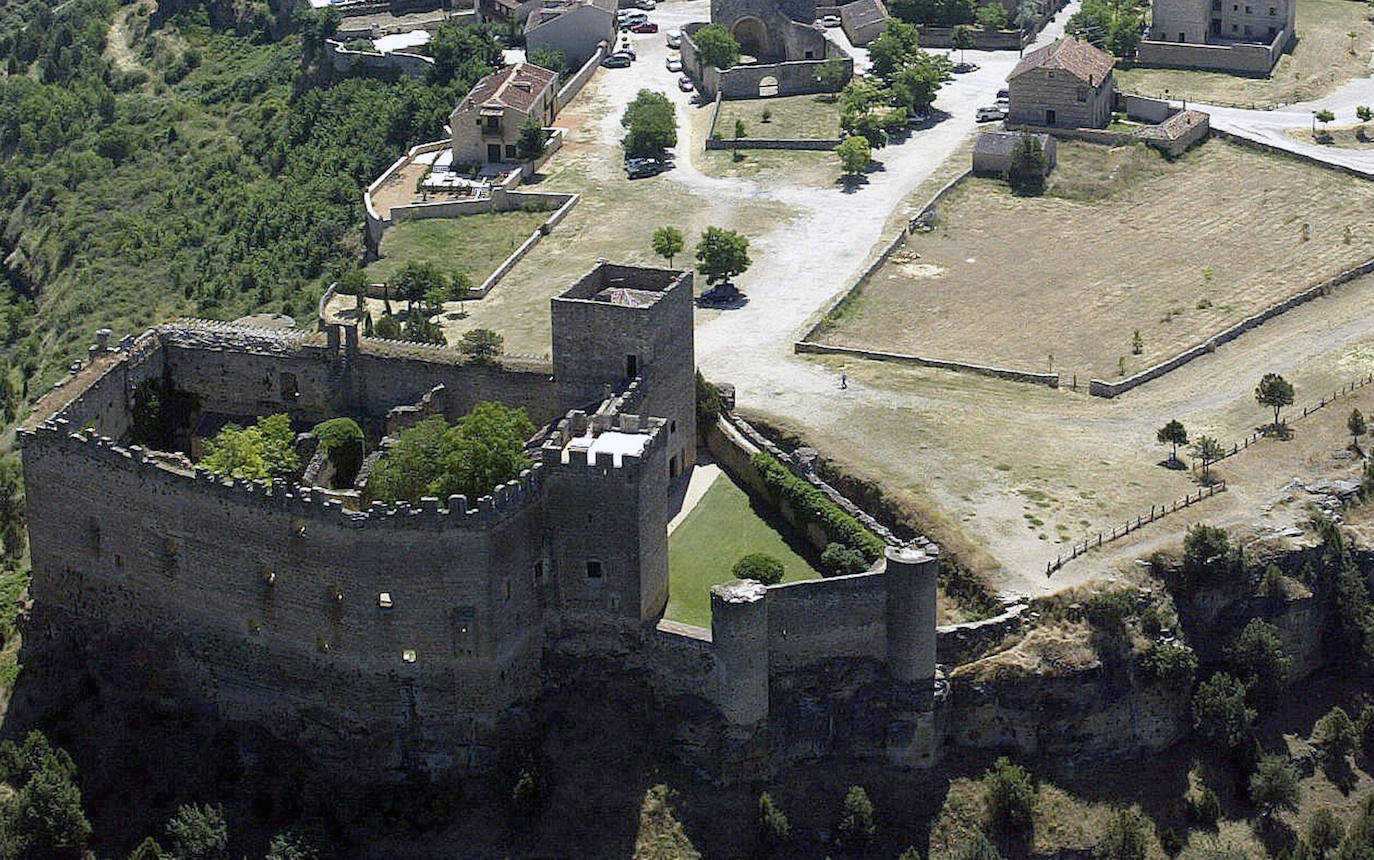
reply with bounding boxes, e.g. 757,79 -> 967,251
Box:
18,262 -> 948,781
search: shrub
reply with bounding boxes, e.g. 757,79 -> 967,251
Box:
1185,784 -> 1221,824
733,553 -> 784,585
1094,807 -> 1152,860
696,370 -> 722,428
982,757 -> 1037,837
954,835 -> 1004,860
1083,589 -> 1136,630
1313,705 -> 1358,763
1192,672 -> 1255,752
1007,134 -> 1046,193
1249,754 -> 1301,821
1307,807 -> 1344,858
1179,523 -> 1243,593
313,417 -> 364,489
757,791 -> 790,847
822,542 -> 869,575
459,328 -> 503,364
1227,618 -> 1291,709
1139,641 -> 1197,688
0,732 -> 90,860
837,785 -> 875,848
200,414 -> 299,483
751,452 -> 884,561
368,404 -> 535,504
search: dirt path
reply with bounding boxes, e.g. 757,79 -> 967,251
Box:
104,0 -> 152,78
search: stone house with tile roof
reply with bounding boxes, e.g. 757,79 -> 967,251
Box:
449,62 -> 559,167
524,0 -> 617,67
1007,37 -> 1116,129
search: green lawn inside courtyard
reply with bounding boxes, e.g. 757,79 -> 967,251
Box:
364,210 -> 551,285
715,94 -> 842,141
664,472 -> 823,629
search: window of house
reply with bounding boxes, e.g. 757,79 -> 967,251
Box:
1046,70 -> 1055,79
279,372 -> 299,399
1076,86 -> 1088,102
1268,6 -> 1275,13
586,560 -> 603,579
504,144 -> 517,159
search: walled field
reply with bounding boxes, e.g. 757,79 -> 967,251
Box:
815,138 -> 1374,382
665,472 -> 821,628
1115,0 -> 1374,107
715,94 -> 842,140
363,211 -> 551,285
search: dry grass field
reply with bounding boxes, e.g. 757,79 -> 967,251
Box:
1286,122 -> 1374,148
1115,0 -> 1374,107
715,94 -> 842,140
816,138 -> 1374,382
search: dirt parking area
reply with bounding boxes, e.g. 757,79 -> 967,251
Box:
815,138 -> 1374,383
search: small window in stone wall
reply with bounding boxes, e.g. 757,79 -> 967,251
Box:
1076,86 -> 1087,102
586,560 -> 603,579
88,518 -> 101,556
533,560 -> 544,580
503,578 -> 512,602
452,606 -> 477,657
280,372 -> 299,400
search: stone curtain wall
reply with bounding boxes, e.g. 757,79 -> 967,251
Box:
765,573 -> 886,668
1135,29 -> 1285,75
556,41 -> 609,112
324,39 -> 434,78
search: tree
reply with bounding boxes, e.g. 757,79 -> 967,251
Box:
695,226 -> 751,286
697,370 -> 723,426
1006,134 -> 1046,192
1227,618 -> 1290,709
393,260 -> 446,315
890,53 -> 953,113
1157,419 -> 1188,465
1095,807 -> 1152,860
165,803 -> 229,860
526,46 -> 567,75
0,733 -> 91,860
952,24 -> 975,63
427,20 -> 503,86
313,418 -> 365,489
373,313 -> 402,340
870,18 -> 923,81
1313,705 -> 1358,763
459,328 -> 503,364
815,58 -> 849,97
734,553 -> 785,585
757,791 -> 791,848
955,835 -> 1004,860
837,135 -> 872,176
1358,105 -> 1373,123
1351,408 -> 1366,452
622,89 -> 678,158
1315,108 -> 1336,136
983,757 -> 1037,837
822,542 -> 870,575
1192,672 -> 1255,752
368,404 -> 536,504
1015,0 -> 1039,31
516,117 -> 549,161
732,118 -> 747,158
200,414 -> 300,483
1255,373 -> 1295,434
652,226 -> 685,267
1191,435 -> 1224,481
837,785 -> 875,849
692,23 -> 741,68
1249,754 -> 1301,824
128,837 -> 168,860
976,2 -> 1010,28
1306,807 -> 1344,859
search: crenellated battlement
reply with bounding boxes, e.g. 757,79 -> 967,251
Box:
538,408 -> 668,476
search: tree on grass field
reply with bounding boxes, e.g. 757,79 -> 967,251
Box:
394,260 -> 447,315
952,24 -> 975,63
201,414 -> 299,483
459,328 -> 503,364
1351,408 -> 1366,452
1095,807 -> 1152,860
976,2 -> 1010,28
1191,434 -> 1224,481
696,227 -> 751,286
1157,419 -> 1188,465
837,785 -> 875,849
732,118 -> 748,159
1249,754 -> 1301,825
652,226 -> 685,267
837,135 -> 872,177
733,553 -> 784,584
982,757 -> 1037,840
1255,373 -> 1295,434
1192,672 -> 1255,753
1006,134 -> 1046,192
368,404 -> 535,503
692,24 -> 741,68
516,117 -> 550,160
815,58 -> 849,97
622,90 -> 678,159
1307,807 -> 1345,859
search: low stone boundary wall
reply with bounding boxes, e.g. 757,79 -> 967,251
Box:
556,42 -> 607,112
706,137 -> 841,150
1135,30 -> 1284,76
472,192 -> 579,296
364,139 -> 448,248
1089,255 -> 1374,398
937,604 -> 1026,665
324,38 -> 433,78
794,342 -> 1060,387
1005,122 -> 1135,147
1210,127 -> 1374,180
916,25 -> 1028,49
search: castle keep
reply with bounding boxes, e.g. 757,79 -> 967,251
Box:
19,263 -> 955,780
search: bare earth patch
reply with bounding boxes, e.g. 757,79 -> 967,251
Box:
1115,0 -> 1374,107
816,138 -> 1374,382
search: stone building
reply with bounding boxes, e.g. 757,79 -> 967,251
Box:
524,0 -> 616,68
972,130 -> 1056,176
1007,37 -> 1115,129
478,0 -> 543,24
449,62 -> 558,167
839,0 -> 889,47
1136,0 -> 1293,74
680,0 -> 852,100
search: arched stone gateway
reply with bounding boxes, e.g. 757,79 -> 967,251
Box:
731,16 -> 769,58
758,75 -> 778,97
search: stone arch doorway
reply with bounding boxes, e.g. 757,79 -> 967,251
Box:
731,16 -> 769,59
758,75 -> 779,97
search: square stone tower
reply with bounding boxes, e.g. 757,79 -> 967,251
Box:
551,263 -> 696,482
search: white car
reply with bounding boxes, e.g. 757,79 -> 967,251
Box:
665,57 -> 682,72
635,0 -> 656,8
666,30 -> 682,48
818,14 -> 841,26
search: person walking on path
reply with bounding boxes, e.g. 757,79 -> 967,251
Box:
840,371 -> 847,389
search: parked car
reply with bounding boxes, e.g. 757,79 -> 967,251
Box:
629,20 -> 658,32
678,75 -> 694,92
615,45 -> 637,60
996,88 -> 1009,100
626,157 -> 666,178
975,105 -> 1006,122
666,30 -> 682,47
634,0 -> 656,8
665,57 -> 682,72
602,54 -> 632,68
818,14 -> 841,26
617,11 -> 647,26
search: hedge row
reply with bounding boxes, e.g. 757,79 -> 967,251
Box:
751,452 -> 886,562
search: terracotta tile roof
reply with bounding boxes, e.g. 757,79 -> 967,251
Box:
841,0 -> 888,30
1138,108 -> 1209,141
457,62 -> 557,115
1009,37 -> 1116,85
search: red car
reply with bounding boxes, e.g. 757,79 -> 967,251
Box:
629,20 -> 658,32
